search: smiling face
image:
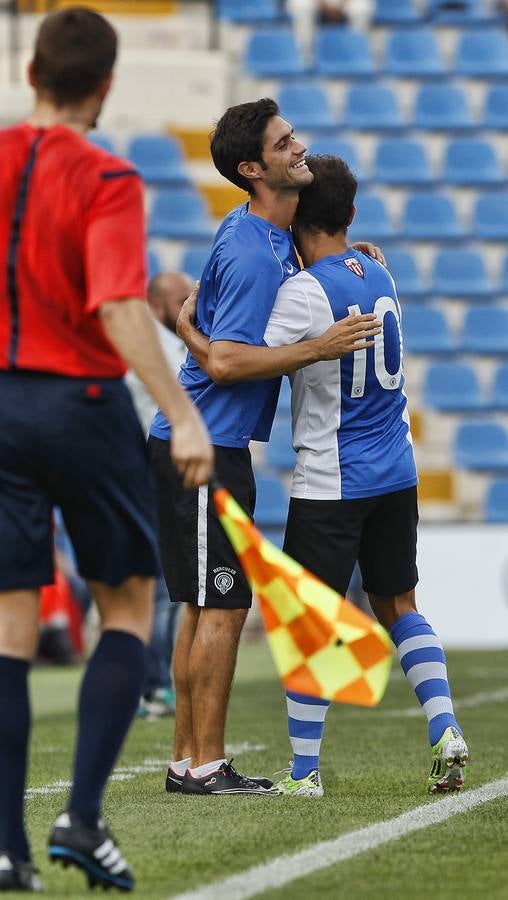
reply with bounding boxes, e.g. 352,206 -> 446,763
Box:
260,116 -> 313,192
237,115 -> 314,195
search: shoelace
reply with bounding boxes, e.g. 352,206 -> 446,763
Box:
272,761 -> 293,779
225,759 -> 264,788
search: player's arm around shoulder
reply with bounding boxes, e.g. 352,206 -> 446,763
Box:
263,271 -> 383,368
99,298 -> 213,488
178,272 -> 382,385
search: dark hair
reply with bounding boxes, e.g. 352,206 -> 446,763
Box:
32,8 -> 117,106
294,155 -> 358,236
210,98 -> 279,194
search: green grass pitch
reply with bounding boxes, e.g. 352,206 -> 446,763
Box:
16,641 -> 508,899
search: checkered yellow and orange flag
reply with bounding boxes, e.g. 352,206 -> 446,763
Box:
213,483 -> 392,706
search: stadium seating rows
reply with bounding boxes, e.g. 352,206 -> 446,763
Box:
218,0 -> 503,28
404,308 -> 508,356
276,83 -> 508,131
142,189 -> 508,246
244,27 -> 508,79
94,130 -> 508,185
347,192 -> 508,243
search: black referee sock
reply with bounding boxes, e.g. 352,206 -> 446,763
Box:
68,630 -> 145,828
0,656 -> 31,861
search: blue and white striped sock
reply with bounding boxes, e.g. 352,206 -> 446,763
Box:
390,611 -> 461,746
286,691 -> 330,780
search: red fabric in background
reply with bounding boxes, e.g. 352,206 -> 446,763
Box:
40,570 -> 84,655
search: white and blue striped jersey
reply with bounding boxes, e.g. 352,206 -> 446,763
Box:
150,203 -> 300,447
264,249 -> 417,500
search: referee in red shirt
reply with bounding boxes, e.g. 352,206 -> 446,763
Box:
0,8 -> 212,893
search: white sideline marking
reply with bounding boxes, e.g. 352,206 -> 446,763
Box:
383,685 -> 508,718
25,780 -> 72,797
226,742 -> 267,755
170,776 -> 508,900
24,746 -> 267,799
25,765 -> 164,798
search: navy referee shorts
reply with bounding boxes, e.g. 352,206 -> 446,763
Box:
0,370 -> 160,590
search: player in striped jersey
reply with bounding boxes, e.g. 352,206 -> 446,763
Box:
262,155 -> 468,797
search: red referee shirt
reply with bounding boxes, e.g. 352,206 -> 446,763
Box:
0,123 -> 148,377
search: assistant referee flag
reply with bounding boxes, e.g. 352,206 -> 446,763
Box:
213,483 -> 392,706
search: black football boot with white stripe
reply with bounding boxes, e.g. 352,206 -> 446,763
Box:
0,853 -> 44,892
181,760 -> 275,795
167,762 -> 273,793
48,811 -> 134,891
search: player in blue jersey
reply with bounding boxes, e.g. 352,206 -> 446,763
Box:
260,155 -> 469,797
149,100 -> 383,796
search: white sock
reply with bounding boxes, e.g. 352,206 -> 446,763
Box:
189,758 -> 227,778
170,757 -> 191,776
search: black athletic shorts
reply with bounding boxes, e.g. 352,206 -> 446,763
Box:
283,486 -> 419,598
148,436 -> 255,609
0,371 -> 160,590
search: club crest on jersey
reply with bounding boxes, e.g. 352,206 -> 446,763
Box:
344,257 -> 364,278
213,567 -> 236,595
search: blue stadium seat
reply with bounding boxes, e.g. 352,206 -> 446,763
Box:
501,256 -> 508,293
342,84 -> 403,131
374,139 -> 433,185
315,27 -> 375,78
128,134 -> 188,186
385,250 -> 427,299
181,245 -> 212,279
277,377 -> 292,415
245,28 -> 307,77
217,0 -> 284,23
147,249 -> 162,279
484,479 -> 508,522
473,194 -> 508,240
385,29 -> 446,77
148,189 -> 215,241
402,307 -> 454,354
412,84 -> 473,131
424,363 -> 484,412
254,473 -> 289,526
402,193 -> 463,241
454,422 -> 508,471
427,0 -> 496,24
278,83 -> 335,131
265,419 -> 295,470
455,30 -> 508,77
87,131 -> 116,153
492,365 -> 508,410
443,139 -> 503,186
461,307 -> 508,354
348,193 -> 394,242
374,0 -> 420,25
484,86 -> 508,129
431,250 -> 494,298
308,138 -> 365,180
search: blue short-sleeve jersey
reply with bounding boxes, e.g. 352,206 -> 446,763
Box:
150,204 -> 299,447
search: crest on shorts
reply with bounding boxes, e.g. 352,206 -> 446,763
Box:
213,566 -> 236,595
344,257 -> 364,278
